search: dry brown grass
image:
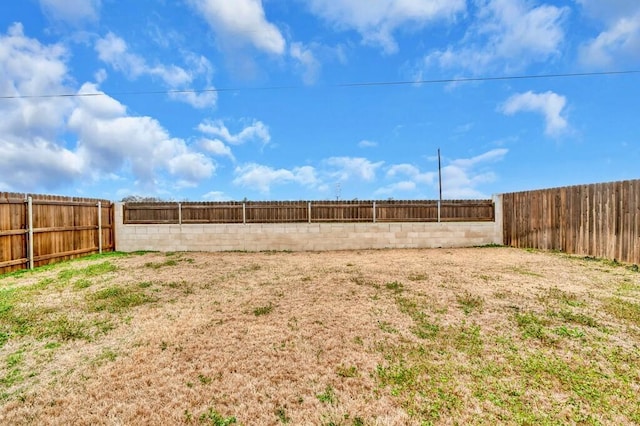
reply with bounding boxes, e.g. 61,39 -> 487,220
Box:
1,248 -> 639,425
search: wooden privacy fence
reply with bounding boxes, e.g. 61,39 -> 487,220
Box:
123,200 -> 495,224
0,193 -> 114,274
503,180 -> 640,265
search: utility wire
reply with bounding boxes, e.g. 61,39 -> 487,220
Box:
1,70 -> 639,100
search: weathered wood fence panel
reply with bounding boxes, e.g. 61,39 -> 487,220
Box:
0,193 -> 115,274
123,200 -> 495,225
503,180 -> 640,264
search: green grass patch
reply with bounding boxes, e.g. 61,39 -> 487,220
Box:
602,298 -> 640,325
87,286 -> 156,313
456,291 -> 484,315
316,385 -> 337,405
384,281 -> 404,293
396,297 -> 440,339
336,365 -> 359,378
252,303 -> 274,316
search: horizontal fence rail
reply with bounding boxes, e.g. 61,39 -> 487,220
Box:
123,200 -> 495,225
503,180 -> 640,265
0,192 -> 114,274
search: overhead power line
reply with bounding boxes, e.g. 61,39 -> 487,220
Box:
1,70 -> 639,100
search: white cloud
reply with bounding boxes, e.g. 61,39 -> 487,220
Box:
386,164 -> 434,184
324,157 -> 384,182
233,164 -> 318,194
377,149 -> 507,199
200,138 -> 235,161
95,33 -> 190,86
500,91 -> 569,137
168,89 -> 218,109
358,140 -> 378,148
0,23 -> 81,190
423,0 -> 568,73
441,149 -> 508,198
374,181 -> 417,196
198,119 -> 270,145
290,42 -> 321,85
68,83 -> 215,187
202,191 -> 232,201
95,33 -> 217,108
577,0 -> 640,68
39,0 -> 101,24
307,0 -> 466,53
188,0 -> 286,55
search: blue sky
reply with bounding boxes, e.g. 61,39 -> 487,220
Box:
1,0 -> 638,201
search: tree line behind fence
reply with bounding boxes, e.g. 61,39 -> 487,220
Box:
0,193 -> 114,274
122,200 -> 496,224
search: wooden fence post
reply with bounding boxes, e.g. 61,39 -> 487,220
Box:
27,196 -> 34,269
98,202 -> 103,254
373,201 -> 376,223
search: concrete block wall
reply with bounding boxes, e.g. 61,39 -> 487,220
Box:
114,196 -> 503,252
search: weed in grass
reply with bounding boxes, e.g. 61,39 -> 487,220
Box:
44,342 -> 61,350
509,267 -> 543,278
87,286 -> 156,313
253,303 -> 274,316
275,406 -> 290,423
93,348 -> 117,366
336,365 -> 359,378
407,273 -> 428,282
73,279 -> 92,290
456,291 -> 484,315
316,385 -> 337,405
555,310 -> 600,328
58,262 -> 117,282
553,326 -> 585,339
239,263 -> 262,273
454,323 -> 483,355
617,280 -> 640,294
377,321 -> 398,334
198,408 -> 237,425
396,297 -> 440,339
602,298 -> 640,325
198,374 -> 212,385
385,281 -> 404,294
144,259 -> 178,269
515,311 -> 552,342
1,350 -> 24,388
543,287 -> 585,307
42,315 -> 91,341
138,281 -> 153,288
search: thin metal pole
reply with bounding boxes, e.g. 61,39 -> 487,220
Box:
97,202 -> 103,254
242,203 -> 246,224
438,148 -> 442,223
308,201 -> 312,224
27,196 -> 34,269
178,202 -> 182,225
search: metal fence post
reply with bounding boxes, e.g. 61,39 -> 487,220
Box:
242,203 -> 246,224
178,202 -> 182,225
308,201 -> 312,224
97,201 -> 103,254
27,196 -> 34,269
437,200 -> 441,223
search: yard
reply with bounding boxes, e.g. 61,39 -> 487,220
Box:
0,247 -> 639,425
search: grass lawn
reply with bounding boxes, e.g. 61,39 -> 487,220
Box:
0,247 -> 639,425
